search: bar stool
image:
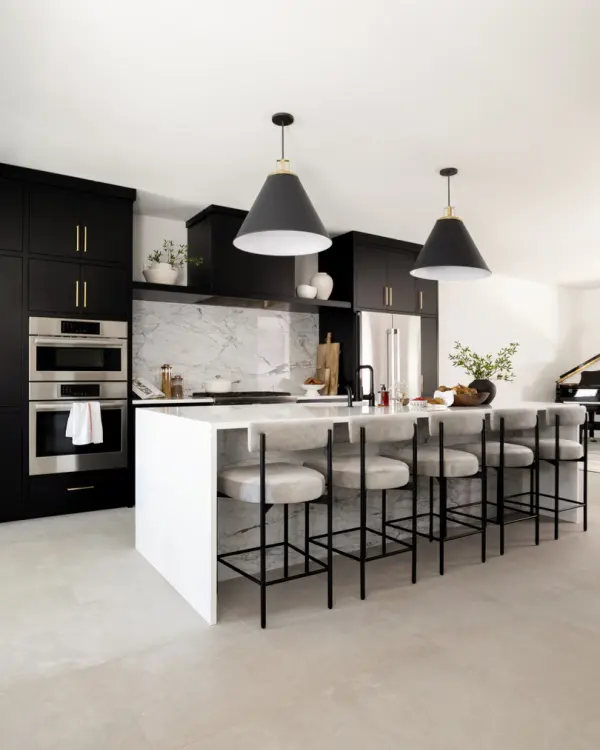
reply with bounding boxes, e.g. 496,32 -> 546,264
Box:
509,405 -> 587,540
217,419 -> 334,629
383,412 -> 486,576
461,408 -> 539,554
306,414 -> 418,600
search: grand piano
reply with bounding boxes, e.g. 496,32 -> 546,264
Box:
556,353 -> 600,438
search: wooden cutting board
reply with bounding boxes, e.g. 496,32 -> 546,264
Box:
317,332 -> 340,395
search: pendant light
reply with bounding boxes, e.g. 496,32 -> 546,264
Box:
411,168 -> 491,281
234,113 -> 331,256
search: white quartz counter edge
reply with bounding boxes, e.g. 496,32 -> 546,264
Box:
133,398 -> 214,406
138,401 -> 570,431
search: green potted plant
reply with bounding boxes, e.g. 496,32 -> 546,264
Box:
448,341 -> 519,404
142,240 -> 202,285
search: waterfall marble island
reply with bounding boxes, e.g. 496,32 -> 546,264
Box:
135,402 -> 582,625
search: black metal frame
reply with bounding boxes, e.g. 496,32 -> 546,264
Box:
483,415 -> 540,555
217,429 -> 334,629
310,423 -> 419,600
503,412 -> 588,541
387,418 -> 488,576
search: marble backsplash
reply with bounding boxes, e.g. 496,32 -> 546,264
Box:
132,300 -> 319,394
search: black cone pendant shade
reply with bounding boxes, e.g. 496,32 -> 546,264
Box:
411,168 -> 491,281
234,113 -> 331,256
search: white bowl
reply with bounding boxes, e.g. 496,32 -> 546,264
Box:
434,389 -> 454,406
296,284 -> 318,299
408,400 -> 429,411
302,383 -> 324,395
142,264 -> 179,285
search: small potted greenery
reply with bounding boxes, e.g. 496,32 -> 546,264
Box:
142,240 -> 203,285
448,341 -> 519,404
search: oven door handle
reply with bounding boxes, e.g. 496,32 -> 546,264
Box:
31,337 -> 127,348
33,400 -> 127,411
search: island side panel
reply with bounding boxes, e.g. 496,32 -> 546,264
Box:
135,409 -> 218,624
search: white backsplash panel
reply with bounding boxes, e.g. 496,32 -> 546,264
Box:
132,300 -> 318,394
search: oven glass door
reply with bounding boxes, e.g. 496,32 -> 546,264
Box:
29,338 -> 127,381
30,401 -> 127,475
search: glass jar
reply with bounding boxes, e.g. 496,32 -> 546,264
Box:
171,374 -> 184,400
160,364 -> 172,398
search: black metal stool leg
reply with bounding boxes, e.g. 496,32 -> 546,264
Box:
259,434 -> 267,629
429,477 -> 434,541
381,489 -> 387,555
439,423 -> 446,576
481,418 -> 487,564
584,414 -> 588,532
327,429 -> 333,609
499,417 -> 505,556
535,415 -> 540,546
283,504 -> 289,578
304,503 -> 310,572
554,414 -> 560,540
360,426 -> 367,600
411,423 -> 418,584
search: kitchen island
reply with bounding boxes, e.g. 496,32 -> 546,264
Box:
135,402 -> 582,624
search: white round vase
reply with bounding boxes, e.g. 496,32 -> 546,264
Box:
142,263 -> 179,285
310,272 -> 334,300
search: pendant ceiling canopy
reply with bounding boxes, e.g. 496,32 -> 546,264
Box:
234,113 -> 331,257
411,168 -> 491,281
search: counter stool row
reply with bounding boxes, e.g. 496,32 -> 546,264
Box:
217,405 -> 587,628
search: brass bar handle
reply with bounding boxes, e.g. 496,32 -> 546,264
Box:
83,280 -> 87,308
419,290 -> 423,311
389,286 -> 393,307
384,286 -> 389,306
84,225 -> 87,253
76,225 -> 80,252
75,280 -> 79,307
67,486 -> 95,492
420,374 -> 424,395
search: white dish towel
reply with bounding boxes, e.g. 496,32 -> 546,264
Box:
65,402 -> 104,445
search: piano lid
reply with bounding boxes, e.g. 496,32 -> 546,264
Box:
558,353 -> 600,384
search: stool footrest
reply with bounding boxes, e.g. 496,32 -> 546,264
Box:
217,541 -> 328,587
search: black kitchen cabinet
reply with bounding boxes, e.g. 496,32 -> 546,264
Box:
82,195 -> 132,264
421,316 -> 439,396
29,258 -> 81,316
0,409 -> 22,520
29,185 -> 81,259
354,246 -> 389,311
415,278 -> 438,316
386,250 -> 416,314
0,178 -> 24,253
82,265 -> 129,319
0,255 -> 23,407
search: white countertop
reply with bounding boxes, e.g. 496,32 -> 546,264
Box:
138,400 -> 568,431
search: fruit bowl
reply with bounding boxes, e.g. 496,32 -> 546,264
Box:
452,392 -> 490,407
408,399 -> 429,411
302,383 -> 324,396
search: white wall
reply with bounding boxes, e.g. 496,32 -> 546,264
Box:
132,214 -> 187,283
438,276 -> 578,404
570,288 -> 600,365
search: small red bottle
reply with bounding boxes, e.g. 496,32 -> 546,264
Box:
380,385 -> 390,407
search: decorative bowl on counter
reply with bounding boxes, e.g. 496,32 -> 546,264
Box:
296,284 -> 318,299
452,392 -> 490,407
302,383 -> 324,396
408,398 -> 429,411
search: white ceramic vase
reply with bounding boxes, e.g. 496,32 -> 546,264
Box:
310,272 -> 334,300
142,263 -> 179,285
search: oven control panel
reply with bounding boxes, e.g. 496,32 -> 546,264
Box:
60,384 -> 101,398
60,320 -> 101,335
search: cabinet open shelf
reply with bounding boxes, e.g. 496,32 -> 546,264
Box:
132,281 -> 352,312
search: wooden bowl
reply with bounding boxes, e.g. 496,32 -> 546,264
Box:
452,392 -> 490,407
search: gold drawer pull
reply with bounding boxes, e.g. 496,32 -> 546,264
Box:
384,286 -> 389,306
389,286 -> 393,306
76,225 -> 80,252
67,486 -> 95,492
84,225 -> 87,253
419,290 -> 423,311
75,280 -> 79,307
83,280 -> 87,308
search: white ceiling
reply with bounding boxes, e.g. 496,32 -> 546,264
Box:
1,0 -> 599,284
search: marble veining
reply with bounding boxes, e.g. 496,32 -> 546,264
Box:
132,300 -> 318,394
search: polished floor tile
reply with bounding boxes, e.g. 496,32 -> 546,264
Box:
0,476 -> 599,749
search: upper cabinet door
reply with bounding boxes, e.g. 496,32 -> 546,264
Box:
29,258 -> 82,316
386,250 -> 417,314
81,195 -> 132,265
29,185 -> 81,259
415,278 -> 438,316
81,265 -> 129,320
0,179 -> 24,253
354,246 -> 389,311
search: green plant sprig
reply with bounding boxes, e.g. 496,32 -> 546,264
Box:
448,341 -> 519,382
146,240 -> 203,269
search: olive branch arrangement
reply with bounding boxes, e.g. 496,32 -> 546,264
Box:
448,341 -> 520,382
146,240 -> 203,270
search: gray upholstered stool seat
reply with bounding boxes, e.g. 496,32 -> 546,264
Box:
508,436 -> 583,461
382,444 -> 478,478
304,454 -> 409,490
218,462 -> 325,505
460,441 -> 534,468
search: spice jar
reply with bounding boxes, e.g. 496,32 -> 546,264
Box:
160,364 -> 173,398
171,374 -> 184,399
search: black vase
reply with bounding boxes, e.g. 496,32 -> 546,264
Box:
469,379 -> 497,404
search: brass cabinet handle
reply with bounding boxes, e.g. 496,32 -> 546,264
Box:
420,374 -> 424,395
75,280 -> 79,307
419,290 -> 423,311
389,286 -> 393,307
84,225 -> 87,253
67,485 -> 95,492
76,225 -> 80,252
83,280 -> 87,308
384,286 -> 389,306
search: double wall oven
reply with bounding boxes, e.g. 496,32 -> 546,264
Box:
29,317 -> 128,476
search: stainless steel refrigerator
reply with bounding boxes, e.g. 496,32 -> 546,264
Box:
358,311 -> 424,401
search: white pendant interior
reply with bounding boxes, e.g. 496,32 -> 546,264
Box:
233,230 -> 332,256
410,265 -> 492,281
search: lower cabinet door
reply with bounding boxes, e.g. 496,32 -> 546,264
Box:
0,409 -> 22,520
81,265 -> 129,320
27,469 -> 131,520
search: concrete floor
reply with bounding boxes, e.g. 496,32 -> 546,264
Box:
1,476 -> 599,749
